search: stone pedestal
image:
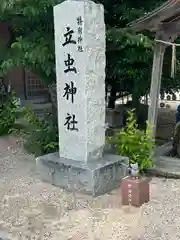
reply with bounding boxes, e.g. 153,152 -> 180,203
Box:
120,176 -> 150,207
36,153 -> 129,196
0,231 -> 9,240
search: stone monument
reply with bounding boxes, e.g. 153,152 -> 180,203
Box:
55,0 -> 105,162
36,0 -> 128,196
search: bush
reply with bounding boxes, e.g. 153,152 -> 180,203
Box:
0,90 -> 17,135
21,106 -> 59,156
108,109 -> 154,172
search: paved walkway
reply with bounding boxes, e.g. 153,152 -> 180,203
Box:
0,136 -> 180,239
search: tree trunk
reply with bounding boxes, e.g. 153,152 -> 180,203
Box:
132,92 -> 140,108
108,85 -> 116,109
48,83 -> 58,124
105,84 -> 108,103
131,92 -> 148,130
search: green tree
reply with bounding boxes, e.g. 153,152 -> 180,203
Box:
0,0 -> 60,83
101,0 -> 166,107
103,0 -> 180,107
0,0 -> 179,109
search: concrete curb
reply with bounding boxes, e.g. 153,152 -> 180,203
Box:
145,166 -> 180,179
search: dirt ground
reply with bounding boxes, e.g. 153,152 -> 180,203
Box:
0,136 -> 180,240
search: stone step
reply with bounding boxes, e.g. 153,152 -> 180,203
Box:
148,150 -> 180,178
154,141 -> 172,156
155,155 -> 180,169
146,166 -> 180,179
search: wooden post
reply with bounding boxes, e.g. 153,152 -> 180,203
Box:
148,42 -> 165,136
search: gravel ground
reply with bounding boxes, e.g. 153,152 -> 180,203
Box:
0,136 -> 180,240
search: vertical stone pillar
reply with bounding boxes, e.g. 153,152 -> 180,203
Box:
54,0 -> 106,162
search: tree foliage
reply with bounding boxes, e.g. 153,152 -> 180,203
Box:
0,0 -> 60,83
0,0 -> 179,101
102,0 -> 180,98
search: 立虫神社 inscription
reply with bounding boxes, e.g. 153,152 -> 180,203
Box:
54,0 -> 106,162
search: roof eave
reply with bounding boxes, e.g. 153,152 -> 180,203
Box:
128,0 -> 179,32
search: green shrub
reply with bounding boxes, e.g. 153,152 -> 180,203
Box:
22,106 -> 59,156
0,91 -> 17,135
108,109 -> 155,171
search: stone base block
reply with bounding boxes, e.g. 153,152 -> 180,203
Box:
120,176 -> 150,207
36,152 -> 129,196
0,231 -> 9,240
